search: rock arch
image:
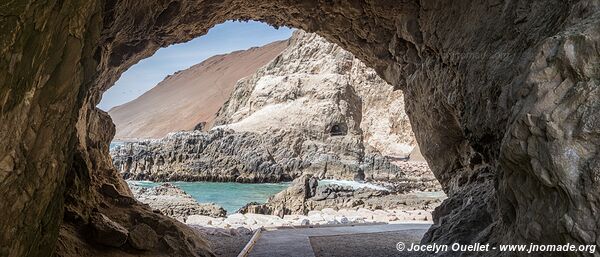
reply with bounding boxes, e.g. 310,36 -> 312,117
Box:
1,0 -> 599,256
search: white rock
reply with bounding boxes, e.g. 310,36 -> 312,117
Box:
225,214 -> 246,225
245,213 -> 284,225
186,215 -> 215,226
374,210 -> 389,216
283,214 -> 307,221
228,213 -> 246,219
307,210 -> 322,216
357,208 -> 373,214
321,208 -> 337,215
272,220 -> 289,227
326,220 -> 340,225
392,210 -> 408,215
336,216 -> 349,224
244,218 -> 257,225
337,209 -> 358,217
249,224 -> 263,231
308,213 -> 324,222
357,208 -> 374,219
353,217 -> 365,223
373,214 -> 390,223
322,214 -> 335,222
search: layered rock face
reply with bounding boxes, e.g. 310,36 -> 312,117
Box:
1,1 -> 599,257
111,31 -> 432,185
214,30 -> 417,158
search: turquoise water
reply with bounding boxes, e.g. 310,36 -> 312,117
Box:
129,181 -> 289,213
110,141 -> 124,150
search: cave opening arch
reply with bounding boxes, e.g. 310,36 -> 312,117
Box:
1,1 -> 598,257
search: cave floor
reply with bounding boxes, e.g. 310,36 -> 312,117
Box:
248,223 -> 430,257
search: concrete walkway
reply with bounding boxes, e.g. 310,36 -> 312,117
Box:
248,223 -> 431,257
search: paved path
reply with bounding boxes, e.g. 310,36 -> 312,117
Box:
248,223 -> 431,257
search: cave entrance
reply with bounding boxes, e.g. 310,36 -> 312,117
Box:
4,2 -> 595,257
99,17 -> 442,256
329,123 -> 346,136
0,1 -> 457,256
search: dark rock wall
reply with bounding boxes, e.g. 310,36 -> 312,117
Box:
110,129 -> 437,189
0,1 -> 103,256
0,0 -> 598,256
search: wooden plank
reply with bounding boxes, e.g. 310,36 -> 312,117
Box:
237,228 -> 263,257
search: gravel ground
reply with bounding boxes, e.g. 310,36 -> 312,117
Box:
203,233 -> 252,257
309,229 -> 427,257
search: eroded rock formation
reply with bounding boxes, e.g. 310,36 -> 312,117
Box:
214,30 -> 417,158
111,31 -> 431,185
1,1 -> 599,257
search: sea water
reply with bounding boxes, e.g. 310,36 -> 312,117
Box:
109,141 -> 124,150
128,180 -> 289,213
127,179 -> 393,213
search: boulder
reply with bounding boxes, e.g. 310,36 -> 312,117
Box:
186,215 -> 216,226
336,216 -> 350,224
100,183 -> 122,198
128,223 -> 158,250
235,227 -> 253,235
90,213 -> 129,247
225,213 -> 246,225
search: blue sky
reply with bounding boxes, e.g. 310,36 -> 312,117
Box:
98,21 -> 294,110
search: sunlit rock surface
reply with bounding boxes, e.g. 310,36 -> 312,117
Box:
111,31 -> 433,188
108,40 -> 288,139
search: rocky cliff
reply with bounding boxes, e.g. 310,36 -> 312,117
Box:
214,30 -> 417,158
108,40 -> 288,139
111,31 -> 433,186
1,1 -> 599,257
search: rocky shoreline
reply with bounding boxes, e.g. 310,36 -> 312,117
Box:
128,182 -> 227,222
128,177 -> 444,234
111,129 -> 438,188
238,174 -> 442,217
188,208 -> 433,232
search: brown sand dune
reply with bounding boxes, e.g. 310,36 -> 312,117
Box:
108,40 -> 289,140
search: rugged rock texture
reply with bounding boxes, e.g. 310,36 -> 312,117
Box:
128,223 -> 159,250
111,31 -> 432,185
108,40 -> 288,140
129,182 -> 227,221
214,30 -> 417,158
112,128 -> 435,185
55,109 -> 213,256
1,1 -> 599,257
239,174 -> 443,217
89,212 -> 129,247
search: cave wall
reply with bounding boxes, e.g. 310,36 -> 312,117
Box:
0,0 -> 599,256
